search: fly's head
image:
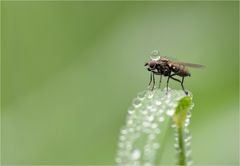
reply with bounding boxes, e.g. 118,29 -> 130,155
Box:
144,60 -> 158,72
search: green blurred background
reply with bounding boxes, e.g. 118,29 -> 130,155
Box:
1,1 -> 239,165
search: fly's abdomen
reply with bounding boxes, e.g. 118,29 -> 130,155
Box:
177,69 -> 190,77
171,65 -> 191,77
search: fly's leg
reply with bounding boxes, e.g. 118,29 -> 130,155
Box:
181,77 -> 188,95
170,76 -> 181,83
166,76 -> 170,93
166,74 -> 171,93
158,75 -> 162,89
169,76 -> 188,95
166,71 -> 175,93
151,73 -> 155,91
148,72 -> 153,86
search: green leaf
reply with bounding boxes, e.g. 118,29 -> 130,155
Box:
116,88 -> 194,166
173,96 -> 192,128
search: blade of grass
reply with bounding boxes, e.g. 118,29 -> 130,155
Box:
173,96 -> 193,166
116,88 -> 194,166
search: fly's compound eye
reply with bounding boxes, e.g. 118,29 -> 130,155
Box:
149,63 -> 156,69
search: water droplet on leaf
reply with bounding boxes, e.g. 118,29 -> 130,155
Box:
158,116 -> 165,122
131,149 -> 141,160
133,98 -> 142,108
166,109 -> 175,116
137,91 -> 147,100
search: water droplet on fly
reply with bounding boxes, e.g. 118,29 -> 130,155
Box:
150,50 -> 160,61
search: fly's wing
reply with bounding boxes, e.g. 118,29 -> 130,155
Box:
170,61 -> 205,68
159,56 -> 205,68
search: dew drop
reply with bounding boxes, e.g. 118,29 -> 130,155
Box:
128,106 -> 135,114
142,110 -> 148,115
147,92 -> 154,99
161,105 -> 166,110
131,149 -> 141,160
115,157 -> 121,164
158,116 -> 165,122
175,137 -> 179,141
136,126 -> 141,131
189,103 -> 195,110
158,109 -> 164,114
174,143 -> 179,149
127,119 -> 133,125
186,141 -> 191,147
185,136 -> 192,142
151,123 -> 158,129
118,142 -> 124,148
155,100 -> 162,105
143,162 -> 152,166
147,115 -> 154,122
129,128 -> 134,133
120,135 -> 126,141
144,144 -> 150,151
165,99 -> 171,104
133,98 -> 142,108
126,142 -> 132,150
153,143 -> 160,149
187,160 -> 193,166
166,109 -> 175,116
187,112 -> 192,118
186,150 -> 192,157
121,129 -> 127,135
149,134 -> 156,140
137,91 -> 147,100
155,128 -> 161,134
128,109 -> 134,114
143,122 -> 150,128
147,105 -> 153,110
150,50 -> 160,61
150,108 -> 157,112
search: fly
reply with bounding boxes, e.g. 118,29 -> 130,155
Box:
144,56 -> 204,95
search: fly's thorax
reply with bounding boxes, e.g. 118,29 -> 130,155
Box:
161,63 -> 171,76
